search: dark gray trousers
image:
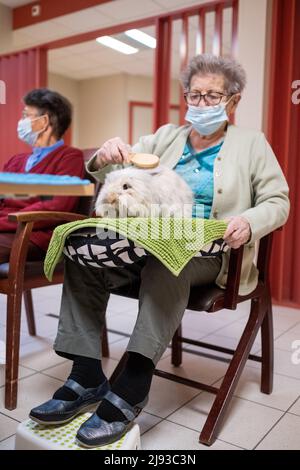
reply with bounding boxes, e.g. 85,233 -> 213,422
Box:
54,256 -> 222,366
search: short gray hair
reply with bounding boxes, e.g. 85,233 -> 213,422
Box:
181,53 -> 247,94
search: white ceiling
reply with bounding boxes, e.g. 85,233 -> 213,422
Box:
1,0 -> 233,81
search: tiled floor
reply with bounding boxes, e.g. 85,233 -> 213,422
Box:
0,286 -> 300,450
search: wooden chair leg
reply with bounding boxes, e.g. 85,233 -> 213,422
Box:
5,290 -> 23,410
101,321 -> 109,358
199,297 -> 267,446
171,324 -> 182,366
23,290 -> 36,336
260,294 -> 274,394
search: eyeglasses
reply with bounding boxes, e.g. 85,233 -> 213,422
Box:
183,91 -> 230,107
21,111 -> 41,119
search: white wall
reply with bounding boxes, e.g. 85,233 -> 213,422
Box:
235,0 -> 268,131
48,73 -> 80,147
48,73 -> 180,150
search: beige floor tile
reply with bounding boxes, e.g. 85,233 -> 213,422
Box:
27,315 -> 59,338
30,298 -> 62,317
0,324 -> 35,348
273,305 -> 300,319
107,294 -> 138,315
182,311 -> 235,335
157,351 -> 226,386
0,364 -> 36,388
275,327 -> 300,351
105,337 -> 130,361
144,375 -> 200,418
142,420 -> 241,450
181,325 -> 208,342
0,373 -> 63,422
184,332 -> 261,359
168,392 -> 283,449
40,356 -> 120,383
0,413 -> 19,441
289,397 -> 300,416
107,331 -> 126,344
272,314 -> 300,334
137,411 -> 163,436
19,338 -> 66,371
248,348 -> 300,380
256,413 -> 300,449
40,360 -> 72,381
219,318 -> 282,340
215,365 -> 300,411
0,434 -> 16,450
0,308 -> 36,335
106,313 -> 138,336
102,357 -> 119,378
288,322 -> 300,335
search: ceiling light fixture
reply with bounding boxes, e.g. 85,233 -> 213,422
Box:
96,36 -> 138,54
125,29 -> 156,49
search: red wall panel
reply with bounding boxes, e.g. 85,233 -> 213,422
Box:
0,48 -> 47,169
266,0 -> 300,305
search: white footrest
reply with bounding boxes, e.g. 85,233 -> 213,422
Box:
15,413 -> 141,450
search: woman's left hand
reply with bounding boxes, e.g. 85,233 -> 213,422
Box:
223,216 -> 251,249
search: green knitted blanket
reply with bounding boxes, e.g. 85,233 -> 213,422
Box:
44,217 -> 228,281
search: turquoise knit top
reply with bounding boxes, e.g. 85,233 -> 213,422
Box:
174,140 -> 223,218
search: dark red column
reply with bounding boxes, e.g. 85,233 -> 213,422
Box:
0,47 -> 47,168
266,0 -> 300,305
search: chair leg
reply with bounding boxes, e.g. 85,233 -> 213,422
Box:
101,321 -> 110,358
5,290 -> 23,410
199,297 -> 267,446
23,290 -> 36,336
171,324 -> 182,367
260,295 -> 274,394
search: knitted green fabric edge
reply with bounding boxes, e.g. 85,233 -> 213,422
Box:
44,217 -> 228,281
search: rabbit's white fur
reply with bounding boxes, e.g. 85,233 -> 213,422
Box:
95,165 -> 194,218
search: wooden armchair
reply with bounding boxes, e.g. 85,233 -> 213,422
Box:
109,230 -> 276,446
1,149 -> 109,411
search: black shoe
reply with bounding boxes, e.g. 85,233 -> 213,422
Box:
29,379 -> 110,425
76,390 -> 148,448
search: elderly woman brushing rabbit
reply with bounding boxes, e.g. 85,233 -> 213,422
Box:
30,54 -> 289,449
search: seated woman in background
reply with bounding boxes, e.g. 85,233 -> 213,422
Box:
0,88 -> 85,263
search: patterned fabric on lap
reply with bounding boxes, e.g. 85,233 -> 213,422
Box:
63,227 -> 227,270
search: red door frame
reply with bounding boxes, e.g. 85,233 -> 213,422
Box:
266,0 -> 300,307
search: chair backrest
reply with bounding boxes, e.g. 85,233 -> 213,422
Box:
76,148 -> 100,217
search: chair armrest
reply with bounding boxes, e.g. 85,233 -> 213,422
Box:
8,211 -> 87,223
6,211 -> 87,282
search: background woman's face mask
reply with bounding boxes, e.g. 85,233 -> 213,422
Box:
17,115 -> 46,146
185,96 -> 233,136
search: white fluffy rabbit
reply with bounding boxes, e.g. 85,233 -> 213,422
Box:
95,165 -> 194,218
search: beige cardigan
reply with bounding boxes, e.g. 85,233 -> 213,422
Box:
86,124 -> 290,295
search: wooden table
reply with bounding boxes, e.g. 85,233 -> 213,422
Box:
0,182 -> 95,197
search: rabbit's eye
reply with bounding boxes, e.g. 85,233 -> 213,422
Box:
123,184 -> 130,190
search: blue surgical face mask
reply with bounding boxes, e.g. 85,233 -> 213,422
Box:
185,97 -> 233,136
17,115 -> 45,146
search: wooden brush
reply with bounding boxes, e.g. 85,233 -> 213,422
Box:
129,153 -> 160,169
